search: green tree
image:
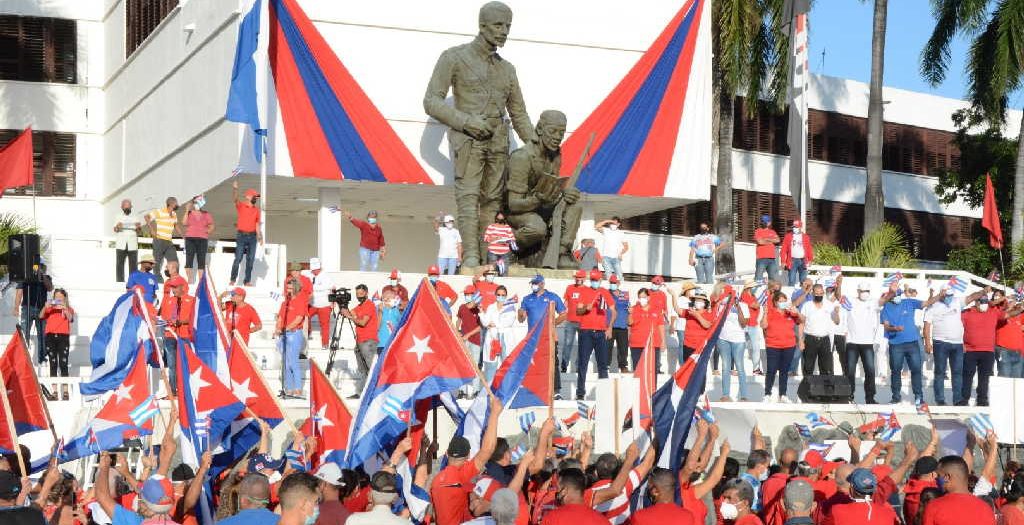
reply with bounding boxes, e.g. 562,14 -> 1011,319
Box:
712,0 -> 788,272
0,212 -> 37,276
813,223 -> 914,268
932,108 -> 1017,221
922,0 -> 1024,249
864,0 -> 888,235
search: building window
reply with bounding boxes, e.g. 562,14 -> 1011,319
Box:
125,0 -> 178,57
0,130 -> 76,197
0,16 -> 77,83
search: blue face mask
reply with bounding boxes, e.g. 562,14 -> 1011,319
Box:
590,281 -> 600,289
367,217 -> 377,224
936,475 -> 946,492
892,296 -> 903,305
305,505 -> 320,525
610,284 -> 618,291
942,295 -> 953,305
428,276 -> 438,284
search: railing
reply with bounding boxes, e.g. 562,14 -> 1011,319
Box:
724,264 -> 1010,292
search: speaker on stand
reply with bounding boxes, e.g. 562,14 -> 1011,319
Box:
7,233 -> 41,282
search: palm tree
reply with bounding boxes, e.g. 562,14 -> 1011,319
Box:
864,0 -> 888,235
713,0 -> 788,273
922,0 -> 1024,249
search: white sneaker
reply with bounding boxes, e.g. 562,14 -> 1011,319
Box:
779,396 -> 793,404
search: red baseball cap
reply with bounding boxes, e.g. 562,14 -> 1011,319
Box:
166,276 -> 187,289
803,450 -> 824,469
243,189 -> 259,199
793,219 -> 803,228
652,275 -> 665,284
427,265 -> 440,276
232,287 -> 246,298
463,285 -> 476,294
389,269 -> 399,279
609,275 -> 619,284
589,269 -> 603,281
574,270 -> 586,279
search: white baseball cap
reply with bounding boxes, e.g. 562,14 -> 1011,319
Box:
309,257 -> 322,271
313,462 -> 343,486
443,214 -> 455,223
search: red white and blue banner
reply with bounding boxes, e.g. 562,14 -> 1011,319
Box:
559,0 -> 711,198
227,0 -> 431,184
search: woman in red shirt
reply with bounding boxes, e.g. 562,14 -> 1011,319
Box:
628,289 -> 661,369
760,291 -> 803,403
40,288 -> 75,380
676,293 -> 713,362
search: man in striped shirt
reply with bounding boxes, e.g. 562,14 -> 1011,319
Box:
584,441 -> 655,524
144,197 -> 181,283
483,212 -> 515,276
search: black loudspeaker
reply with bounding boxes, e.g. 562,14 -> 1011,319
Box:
8,233 -> 40,282
797,375 -> 853,403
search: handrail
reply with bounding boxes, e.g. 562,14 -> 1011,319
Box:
722,264 -> 1011,292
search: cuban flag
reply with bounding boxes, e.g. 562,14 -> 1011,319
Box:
882,272 -> 904,287
794,423 -> 813,440
968,413 -> 995,438
394,458 -> 431,524
653,291 -> 733,474
510,441 -> 528,462
519,412 -> 536,434
61,345 -> 155,463
226,0 -> 431,183
383,395 -> 413,424
452,309 -> 555,456
561,412 -> 581,429
192,273 -> 231,383
559,0 -> 712,197
300,362 -> 353,467
694,394 -> 715,424
756,286 -> 769,306
552,436 -> 574,456
81,290 -> 153,395
807,442 -> 833,456
878,411 -> 902,442
839,295 -> 853,311
948,276 -> 968,293
805,412 -> 834,429
0,330 -> 51,447
916,400 -> 931,417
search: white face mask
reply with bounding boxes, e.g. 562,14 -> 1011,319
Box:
388,298 -> 399,307
485,274 -> 495,283
531,284 -> 540,293
693,300 -> 706,310
638,297 -> 649,307
389,279 -> 397,286
777,301 -> 790,310
978,303 -> 990,312
265,470 -> 282,484
792,227 -> 800,233
719,502 -> 739,520
609,224 -> 619,230
858,291 -> 870,301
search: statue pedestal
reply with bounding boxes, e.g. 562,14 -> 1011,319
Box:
506,265 -> 577,280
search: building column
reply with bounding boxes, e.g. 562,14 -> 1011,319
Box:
318,187 -> 342,271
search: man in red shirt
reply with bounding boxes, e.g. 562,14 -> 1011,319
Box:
381,269 -> 409,309
575,269 -> 616,400
543,468 -> 607,524
961,294 -> 1023,406
902,457 -> 938,525
430,397 -> 503,525
456,286 -> 483,398
344,210 -> 386,271
561,270 -> 587,374
344,284 -> 378,398
923,456 -> 997,525
159,276 -> 195,392
753,215 -> 780,282
231,180 -> 262,286
220,287 -> 262,347
630,468 -> 696,525
427,265 -> 457,308
830,468 -> 899,525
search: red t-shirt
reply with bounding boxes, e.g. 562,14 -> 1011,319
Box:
649,290 -> 668,323
41,304 -> 74,334
922,493 -> 996,525
630,502 -> 696,525
542,503 -> 608,525
680,483 -> 707,524
813,478 -> 838,501
577,287 -> 614,331
754,228 -> 780,259
760,473 -> 790,525
902,477 -> 937,524
741,292 -> 761,327
224,302 -> 260,344
816,491 -> 853,525
1002,504 -> 1024,525
432,280 -> 457,305
352,299 -> 378,343
629,306 -> 661,348
475,280 -> 498,309
350,218 -> 385,250
430,461 -> 480,525
235,201 -> 261,233
278,296 -> 307,330
160,295 -> 196,339
736,514 -> 765,525
343,486 -> 370,513
764,307 -> 799,348
682,309 -> 711,349
831,501 -> 899,525
962,308 -> 1002,352
564,284 -> 586,323
457,304 -> 482,345
996,314 -> 1024,351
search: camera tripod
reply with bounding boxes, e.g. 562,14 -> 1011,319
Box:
324,305 -> 358,377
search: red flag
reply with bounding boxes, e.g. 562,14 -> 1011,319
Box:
0,330 -> 50,435
0,128 -> 33,197
982,173 -> 1003,249
300,362 -> 352,466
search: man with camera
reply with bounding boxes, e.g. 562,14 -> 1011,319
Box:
343,284 -> 379,398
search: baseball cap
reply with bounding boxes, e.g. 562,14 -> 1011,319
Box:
443,214 -> 455,223
447,436 -> 471,458
367,210 -> 378,217
243,189 -> 259,199
231,287 -> 246,298
761,215 -> 772,224
473,476 -> 503,502
793,220 -> 803,228
847,468 -> 877,495
389,269 -> 400,279
314,462 -> 344,486
0,469 -> 21,500
141,476 -> 174,507
463,285 -> 477,294
171,464 -> 195,482
309,258 -> 322,271
802,450 -> 824,469
427,265 -> 440,276
574,269 -> 586,279
589,269 -> 602,281
530,274 -> 545,285
370,471 -> 397,493
652,275 -> 665,285
913,456 -> 938,477
288,262 -> 303,272
247,453 -> 285,473
165,276 -> 187,288
609,275 -> 619,284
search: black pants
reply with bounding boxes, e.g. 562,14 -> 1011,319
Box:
610,328 -> 629,371
630,347 -> 663,373
845,343 -> 876,402
802,335 -> 833,376
962,352 -> 995,406
115,249 -> 137,282
184,237 -> 209,270
833,335 -> 848,377
45,333 -> 69,377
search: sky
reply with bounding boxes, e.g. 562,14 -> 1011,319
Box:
809,0 -> 974,101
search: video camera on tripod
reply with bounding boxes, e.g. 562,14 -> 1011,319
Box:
328,287 -> 352,310
324,287 -> 356,376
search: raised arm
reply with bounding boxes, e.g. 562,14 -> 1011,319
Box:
472,396 -> 504,470
94,452 -> 117,518
181,451 -> 211,513
694,440 -> 732,499
529,417 -> 555,475
590,443 -> 641,506
157,406 -> 178,477
889,441 -> 918,484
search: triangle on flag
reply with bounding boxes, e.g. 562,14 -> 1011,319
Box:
96,343 -> 157,434
176,340 -> 245,454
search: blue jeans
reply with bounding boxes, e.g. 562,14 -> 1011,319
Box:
889,341 -> 924,403
576,329 -> 609,398
745,327 -> 764,371
754,257 -> 778,283
603,257 -> 623,281
997,347 -> 1024,378
718,340 -> 747,399
560,322 -> 579,371
932,340 -> 964,404
359,247 -> 380,271
230,231 -> 258,284
765,347 -> 795,396
280,329 -> 305,392
694,256 -> 715,284
788,258 -> 807,286
20,305 -> 45,363
162,337 -> 178,394
437,257 -> 458,275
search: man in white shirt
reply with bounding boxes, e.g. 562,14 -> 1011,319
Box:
923,287 -> 966,406
595,217 -> 628,282
434,213 -> 463,275
798,284 -> 839,376
844,281 -> 882,404
305,258 -> 335,350
113,199 -> 142,283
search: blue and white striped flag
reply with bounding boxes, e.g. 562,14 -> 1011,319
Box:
510,441 -> 528,462
882,272 -> 903,287
128,396 -> 159,427
577,401 -> 593,420
519,412 -> 536,434
383,395 -> 411,424
968,413 -> 995,437
948,276 -> 968,293
794,423 -> 813,440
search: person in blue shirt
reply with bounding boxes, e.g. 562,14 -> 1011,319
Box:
218,473 -> 280,525
376,289 -> 402,353
879,282 -> 940,404
125,255 -> 158,304
608,275 -> 631,372
518,274 -> 567,398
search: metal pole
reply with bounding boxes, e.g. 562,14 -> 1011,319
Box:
259,136 -> 267,243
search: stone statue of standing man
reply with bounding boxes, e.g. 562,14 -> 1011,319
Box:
423,1 -> 533,268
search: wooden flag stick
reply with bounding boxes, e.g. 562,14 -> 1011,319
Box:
232,330 -> 299,434
0,371 -> 26,476
135,288 -> 177,408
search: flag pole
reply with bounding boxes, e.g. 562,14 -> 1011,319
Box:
14,327 -> 57,443
548,303 -> 555,420
259,135 -> 267,244
0,371 -> 26,475
613,376 -> 620,456
134,288 -> 177,408
232,331 -> 298,433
